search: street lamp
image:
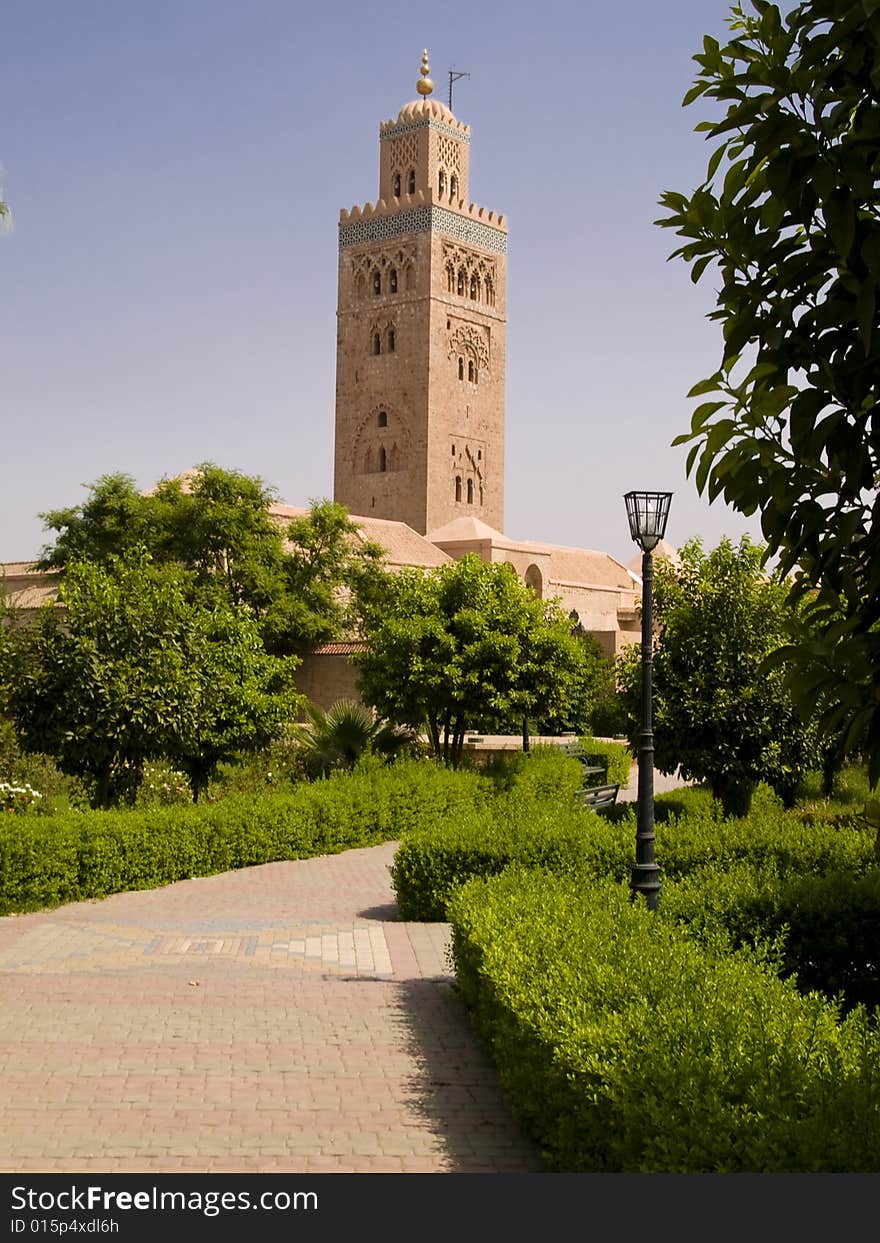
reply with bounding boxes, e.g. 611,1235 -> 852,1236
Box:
624,490 -> 672,910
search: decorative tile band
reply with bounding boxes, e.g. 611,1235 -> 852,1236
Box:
381,119 -> 470,144
340,205 -> 507,254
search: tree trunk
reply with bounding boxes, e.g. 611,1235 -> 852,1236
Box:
92,766 -> 113,811
522,717 -> 530,754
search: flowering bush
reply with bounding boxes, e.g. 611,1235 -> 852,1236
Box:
135,762 -> 192,807
0,782 -> 43,814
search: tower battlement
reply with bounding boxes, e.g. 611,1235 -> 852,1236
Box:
338,194 -> 506,231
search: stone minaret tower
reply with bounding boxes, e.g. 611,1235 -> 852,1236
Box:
333,51 -> 507,536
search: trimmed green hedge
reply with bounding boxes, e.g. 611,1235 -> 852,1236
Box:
0,759 -> 488,914
663,861 -> 880,1011
391,795 -> 875,921
391,795 -> 629,920
449,868 -> 880,1172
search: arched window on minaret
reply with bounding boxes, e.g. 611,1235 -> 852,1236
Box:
407,169 -> 416,194
406,264 -> 415,291
468,359 -> 476,383
387,328 -> 395,353
470,274 -> 480,301
372,271 -> 381,296
450,174 -> 458,199
373,333 -> 381,356
446,264 -> 454,292
379,446 -> 387,472
485,276 -> 494,306
377,410 -> 388,427
389,269 -> 398,294
356,273 -> 366,300
393,172 -> 401,197
390,443 -> 399,470
457,269 -> 466,296
455,476 -> 462,502
438,169 -> 446,197
458,358 -> 464,381
467,478 -> 474,504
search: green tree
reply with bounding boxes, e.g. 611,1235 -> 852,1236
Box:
264,500 -> 389,655
169,605 -> 301,801
38,473 -> 157,569
38,468 -> 389,656
9,551 -> 299,808
657,0 -> 880,782
618,536 -> 818,815
356,555 -> 590,765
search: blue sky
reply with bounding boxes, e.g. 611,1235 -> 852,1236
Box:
0,0 -> 764,568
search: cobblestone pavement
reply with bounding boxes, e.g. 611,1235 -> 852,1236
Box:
0,843 -> 542,1174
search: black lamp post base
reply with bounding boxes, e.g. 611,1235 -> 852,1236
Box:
630,863 -> 660,911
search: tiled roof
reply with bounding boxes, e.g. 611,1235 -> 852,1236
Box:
426,516 -> 509,544
309,641 -> 369,656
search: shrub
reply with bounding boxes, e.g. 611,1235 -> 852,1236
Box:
0,758 -> 487,914
449,868 -> 880,1172
663,861 -> 880,1013
391,785 -> 875,923
391,794 -> 631,920
0,781 -> 43,814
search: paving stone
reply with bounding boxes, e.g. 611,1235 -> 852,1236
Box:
0,840 -> 541,1173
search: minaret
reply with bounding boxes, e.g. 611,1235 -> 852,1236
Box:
333,51 -> 507,535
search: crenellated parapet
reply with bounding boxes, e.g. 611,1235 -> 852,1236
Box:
339,191 -> 505,228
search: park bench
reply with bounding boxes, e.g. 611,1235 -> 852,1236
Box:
575,783 -> 620,812
563,739 -> 608,783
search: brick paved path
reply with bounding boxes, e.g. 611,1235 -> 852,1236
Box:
0,843 -> 541,1173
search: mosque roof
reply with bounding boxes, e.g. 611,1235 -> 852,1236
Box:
395,98 -> 460,127
426,516 -> 510,544
269,505 -> 451,570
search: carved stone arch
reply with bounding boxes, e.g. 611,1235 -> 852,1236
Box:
447,324 -> 490,372
353,403 -> 412,474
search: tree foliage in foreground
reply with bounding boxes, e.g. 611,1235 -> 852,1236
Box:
356,555 -> 591,765
618,537 -> 819,815
9,552 -> 300,808
37,465 -> 389,655
658,0 -> 880,782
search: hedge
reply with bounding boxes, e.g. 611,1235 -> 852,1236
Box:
391,796 -> 631,920
663,861 -> 880,1012
449,868 -> 880,1172
392,794 -> 875,921
0,758 -> 489,914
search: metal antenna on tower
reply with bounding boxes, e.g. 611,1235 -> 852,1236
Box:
448,66 -> 470,111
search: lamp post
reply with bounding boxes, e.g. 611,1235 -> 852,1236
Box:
623,490 -> 672,911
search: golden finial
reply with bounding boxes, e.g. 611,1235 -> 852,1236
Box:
416,49 -> 434,97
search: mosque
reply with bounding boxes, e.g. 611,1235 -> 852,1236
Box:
3,53 -> 657,710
